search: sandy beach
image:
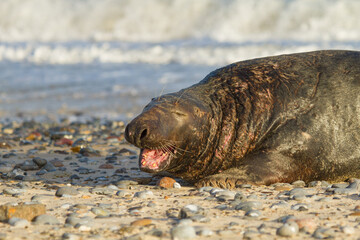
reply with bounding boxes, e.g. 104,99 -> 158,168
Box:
0,119 -> 359,240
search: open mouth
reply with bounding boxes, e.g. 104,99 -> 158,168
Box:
139,148 -> 175,172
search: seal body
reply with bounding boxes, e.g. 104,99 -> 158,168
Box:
125,50 -> 360,188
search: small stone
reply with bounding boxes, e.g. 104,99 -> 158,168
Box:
50,159 -> 64,167
116,190 -> 131,198
173,182 -> 181,189
134,190 -> 154,199
276,222 -> 299,237
62,233 -> 81,240
19,160 -> 39,171
131,218 -> 152,226
171,225 -> 196,240
76,224 -> 92,231
197,228 -> 214,236
65,216 -> 92,226
332,188 -> 356,194
179,205 -> 205,219
270,201 -> 289,209
312,227 -> 335,239
331,183 -> 348,188
291,203 -> 309,211
157,177 -> 176,188
99,163 -> 114,169
234,192 -> 246,201
341,226 -> 355,235
291,180 -> 306,187
33,214 -> 60,225
8,217 -> 30,227
91,187 -> 114,195
0,141 -> 12,149
245,210 -> 261,218
32,157 -> 47,167
0,164 -> 14,173
115,180 -> 138,189
43,162 -> 57,172
198,186 -> 213,192
349,211 -> 360,216
274,185 -> 292,191
56,186 -> 79,197
0,203 -> 46,221
54,138 -> 73,146
235,201 -> 262,211
215,190 -> 236,200
3,188 -> 25,195
295,218 -> 317,233
91,207 -> 110,217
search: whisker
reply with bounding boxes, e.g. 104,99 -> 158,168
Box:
175,89 -> 187,105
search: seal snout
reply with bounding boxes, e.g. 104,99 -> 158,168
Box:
125,119 -> 150,147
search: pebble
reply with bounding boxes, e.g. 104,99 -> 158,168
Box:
50,159 -> 64,167
245,210 -> 261,218
62,233 -> 81,240
33,214 -> 60,225
179,205 -> 205,219
173,182 -> 181,189
291,180 -> 306,187
65,216 -> 92,226
157,177 -> 176,188
234,192 -> 246,201
32,157 -> 48,167
0,141 -> 12,149
312,227 -> 335,239
198,186 -> 213,192
171,225 -> 196,240
90,187 -> 114,195
235,201 -> 262,211
291,203 -> 309,211
116,190 -> 131,198
276,222 -> 299,237
19,160 -> 39,171
3,188 -> 26,195
0,164 -> 14,173
115,180 -> 138,189
331,183 -> 348,188
195,228 -> 212,237
341,226 -> 355,235
270,201 -> 289,209
55,186 -> 79,197
131,218 -> 152,226
215,190 -> 236,201
43,162 -> 57,172
91,207 -> 110,217
8,217 -> 30,227
294,218 -> 317,233
99,163 -> 114,169
134,190 -> 154,199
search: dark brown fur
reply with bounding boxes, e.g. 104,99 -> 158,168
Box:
125,50 -> 360,188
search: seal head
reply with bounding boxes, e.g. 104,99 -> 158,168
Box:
125,92 -> 212,176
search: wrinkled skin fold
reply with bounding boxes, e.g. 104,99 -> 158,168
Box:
125,50 -> 360,189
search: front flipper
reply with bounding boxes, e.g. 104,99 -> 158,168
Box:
195,152 -> 302,189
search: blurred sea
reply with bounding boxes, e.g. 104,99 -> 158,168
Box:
0,0 -> 360,121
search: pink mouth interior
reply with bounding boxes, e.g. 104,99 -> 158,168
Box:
140,149 -> 170,170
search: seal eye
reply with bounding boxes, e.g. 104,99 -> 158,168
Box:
172,111 -> 186,117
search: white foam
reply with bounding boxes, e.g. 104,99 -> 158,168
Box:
0,41 -> 358,65
0,0 -> 360,43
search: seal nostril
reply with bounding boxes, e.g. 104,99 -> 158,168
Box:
140,128 -> 148,140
